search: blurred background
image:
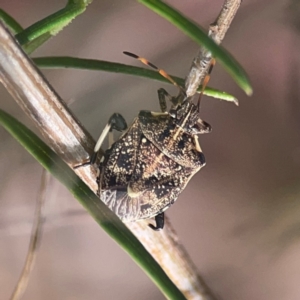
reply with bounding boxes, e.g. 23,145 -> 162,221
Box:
1,0 -> 300,299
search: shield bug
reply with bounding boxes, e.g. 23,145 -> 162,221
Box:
76,52 -> 212,230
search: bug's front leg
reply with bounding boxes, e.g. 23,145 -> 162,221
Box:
157,88 -> 184,112
148,212 -> 164,231
74,113 -> 127,168
158,88 -> 172,112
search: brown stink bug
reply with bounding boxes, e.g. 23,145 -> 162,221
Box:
77,52 -> 212,230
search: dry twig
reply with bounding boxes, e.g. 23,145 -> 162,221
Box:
10,170 -> 49,300
185,0 -> 242,98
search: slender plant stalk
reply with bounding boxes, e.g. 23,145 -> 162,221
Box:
14,0 -> 92,53
10,170 -> 49,300
16,0 -> 91,44
32,56 -> 237,103
139,0 -> 252,96
0,9 -> 23,34
0,8 -> 237,103
185,0 -> 244,98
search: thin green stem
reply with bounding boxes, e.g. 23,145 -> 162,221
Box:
0,9 -> 23,34
23,33 -> 52,54
33,56 -> 237,103
15,0 -> 92,52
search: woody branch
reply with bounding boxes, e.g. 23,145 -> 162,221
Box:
185,0 -> 242,98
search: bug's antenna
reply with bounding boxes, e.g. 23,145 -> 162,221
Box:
123,51 -> 185,95
197,58 -> 216,111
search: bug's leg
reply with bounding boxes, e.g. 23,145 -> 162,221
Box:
192,119 -> 212,135
90,113 -> 127,165
157,88 -> 180,112
124,52 -> 188,108
108,131 -> 114,148
74,113 -> 127,168
157,88 -> 169,113
148,212 -> 164,231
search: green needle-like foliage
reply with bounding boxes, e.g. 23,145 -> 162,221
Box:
33,56 -> 238,103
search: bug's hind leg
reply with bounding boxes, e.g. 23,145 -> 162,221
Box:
148,212 -> 164,231
74,113 -> 127,168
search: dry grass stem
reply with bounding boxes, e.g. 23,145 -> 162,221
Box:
9,170 -> 50,300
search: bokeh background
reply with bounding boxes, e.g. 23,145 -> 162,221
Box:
1,0 -> 300,299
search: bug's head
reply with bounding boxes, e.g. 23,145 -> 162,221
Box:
169,101 -> 211,135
